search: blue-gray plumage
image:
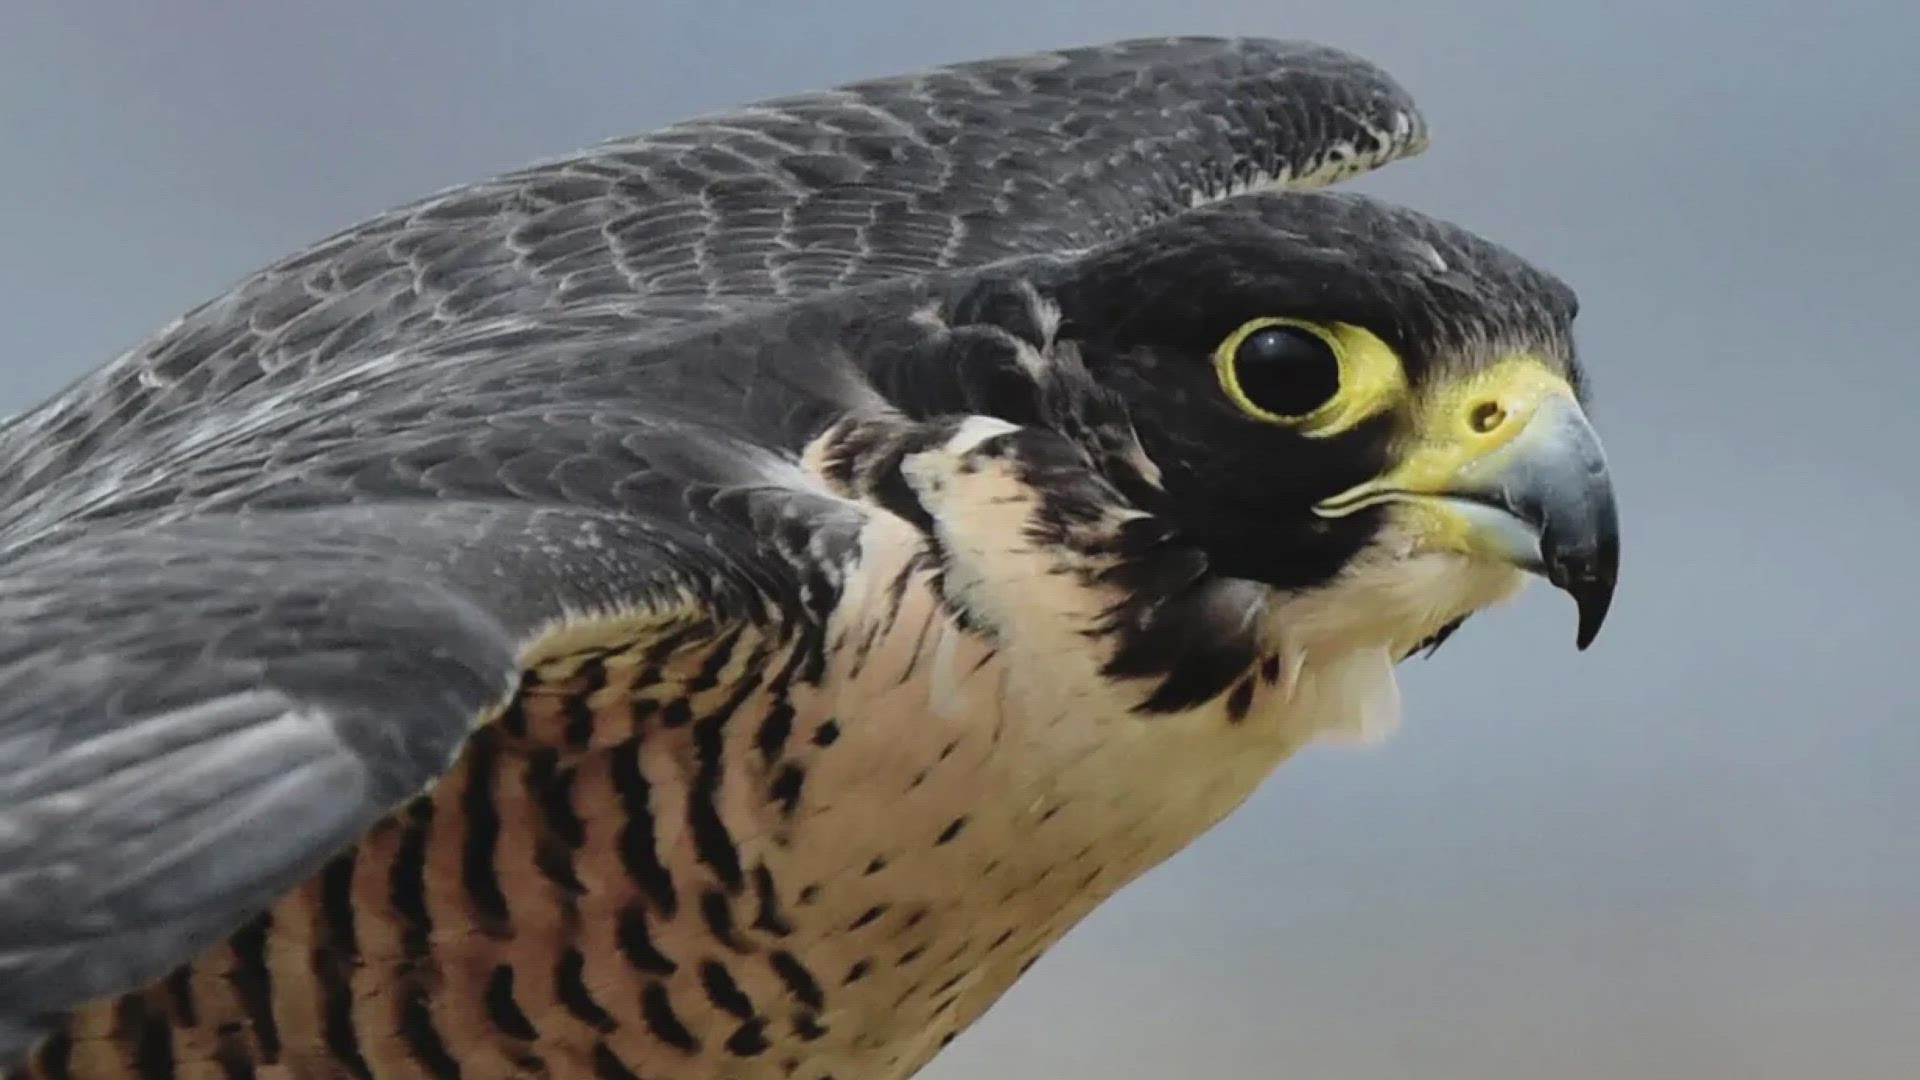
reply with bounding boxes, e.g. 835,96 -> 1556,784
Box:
0,36 -> 1616,1080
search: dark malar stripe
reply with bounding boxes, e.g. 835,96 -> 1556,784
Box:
1124,634 -> 1260,715
609,737 -> 677,916
458,729 -> 511,935
226,913 -> 282,1062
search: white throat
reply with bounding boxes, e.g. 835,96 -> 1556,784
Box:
1264,540 -> 1531,744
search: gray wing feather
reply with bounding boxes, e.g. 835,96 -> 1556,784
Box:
0,36 -> 1424,504
0,490 -> 848,1056
0,302 -> 859,1048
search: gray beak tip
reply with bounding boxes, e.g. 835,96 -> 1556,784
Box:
1493,395 -> 1621,652
1546,506 -> 1619,652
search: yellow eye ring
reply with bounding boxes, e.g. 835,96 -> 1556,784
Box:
1212,317 -> 1409,436
1214,317 -> 1344,423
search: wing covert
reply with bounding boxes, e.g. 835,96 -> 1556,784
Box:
0,36 -> 1426,503
0,492 -> 849,1063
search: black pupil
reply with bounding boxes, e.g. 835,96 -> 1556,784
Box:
1232,325 -> 1341,417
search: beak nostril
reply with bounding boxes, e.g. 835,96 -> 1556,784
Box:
1469,400 -> 1506,434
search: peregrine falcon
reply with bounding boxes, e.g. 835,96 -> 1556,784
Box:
0,36 -> 1618,1080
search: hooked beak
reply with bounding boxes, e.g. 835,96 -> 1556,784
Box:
1315,360 -> 1620,649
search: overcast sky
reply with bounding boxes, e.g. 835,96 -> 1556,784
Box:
1,2 -> 1914,1077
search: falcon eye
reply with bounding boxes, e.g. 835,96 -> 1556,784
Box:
1214,318 -> 1346,424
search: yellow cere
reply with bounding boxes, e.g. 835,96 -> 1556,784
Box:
1313,352 -> 1580,553
1370,355 -> 1577,497
1212,317 -> 1409,435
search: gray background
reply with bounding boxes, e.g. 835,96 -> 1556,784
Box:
1,1 -> 1913,1077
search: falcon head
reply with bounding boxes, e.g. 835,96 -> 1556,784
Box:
922,191 -> 1618,657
